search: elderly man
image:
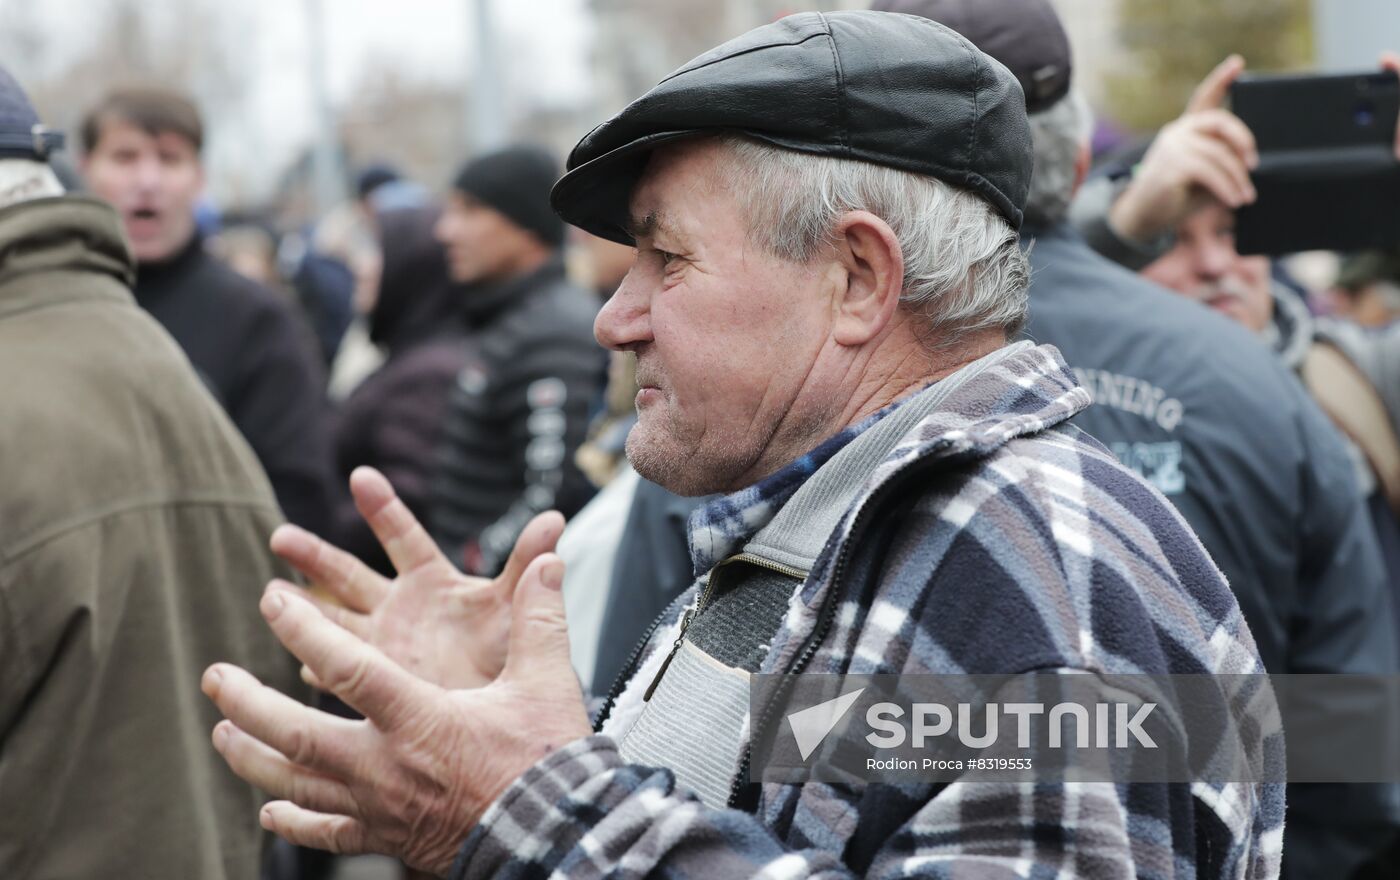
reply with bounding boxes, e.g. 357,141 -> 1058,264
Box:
203,12 -> 1282,878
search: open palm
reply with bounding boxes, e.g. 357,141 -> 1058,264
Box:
266,467 -> 565,691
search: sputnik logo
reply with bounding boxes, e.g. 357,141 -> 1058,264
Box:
787,688 -> 866,761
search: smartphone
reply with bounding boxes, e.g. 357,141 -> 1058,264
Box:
1231,70 -> 1400,256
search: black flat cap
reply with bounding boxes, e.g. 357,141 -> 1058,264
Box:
0,64 -> 63,161
871,0 -> 1073,113
552,10 -> 1031,244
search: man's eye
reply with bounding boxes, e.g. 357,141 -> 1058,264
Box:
658,249 -> 678,265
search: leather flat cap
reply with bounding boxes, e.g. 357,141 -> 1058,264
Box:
552,10 -> 1032,245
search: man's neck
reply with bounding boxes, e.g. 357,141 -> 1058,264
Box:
497,247 -> 553,282
728,324 -> 1009,491
835,327 -> 1007,430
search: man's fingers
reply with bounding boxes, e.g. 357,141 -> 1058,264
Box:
201,663 -> 361,777
1182,132 -> 1256,206
1187,54 -> 1245,114
1383,53 -> 1400,160
1192,108 -> 1258,169
300,663 -> 326,691
260,802 -> 385,856
270,524 -> 390,613
503,553 -> 574,682
213,721 -> 359,816
494,510 -> 566,600
258,589 -> 437,728
350,466 -> 444,576
268,580 -> 370,641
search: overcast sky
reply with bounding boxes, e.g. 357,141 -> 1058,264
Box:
6,0 -> 594,199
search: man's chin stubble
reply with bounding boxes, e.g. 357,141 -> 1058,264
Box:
626,423 -> 754,498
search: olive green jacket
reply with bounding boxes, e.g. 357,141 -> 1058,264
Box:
0,197 -> 301,878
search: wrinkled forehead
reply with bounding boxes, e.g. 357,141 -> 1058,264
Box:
625,138 -> 730,238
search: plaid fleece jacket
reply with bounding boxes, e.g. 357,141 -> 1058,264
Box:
450,343 -> 1285,879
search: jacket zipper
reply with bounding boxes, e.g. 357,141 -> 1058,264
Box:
592,592 -> 688,730
726,455 -> 943,810
642,553 -> 809,702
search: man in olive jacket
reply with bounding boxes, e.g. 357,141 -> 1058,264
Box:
0,68 -> 300,878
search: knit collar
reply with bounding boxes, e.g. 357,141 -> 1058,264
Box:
686,397 -> 908,577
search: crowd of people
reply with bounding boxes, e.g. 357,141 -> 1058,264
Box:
3,1 -> 1400,878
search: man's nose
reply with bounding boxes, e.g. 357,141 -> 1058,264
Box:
134,156 -> 162,191
433,213 -> 453,245
594,268 -> 652,352
1194,237 -> 1236,282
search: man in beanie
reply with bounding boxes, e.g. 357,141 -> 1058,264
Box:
874,2 -> 1400,875
427,145 -> 605,574
205,13 -> 1281,878
80,87 -> 339,539
0,66 -> 301,877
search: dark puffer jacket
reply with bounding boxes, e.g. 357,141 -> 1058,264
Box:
428,258 -> 606,574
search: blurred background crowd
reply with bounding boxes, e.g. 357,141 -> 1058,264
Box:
4,0 -> 1400,879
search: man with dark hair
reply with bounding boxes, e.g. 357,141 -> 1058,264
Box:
0,66 -> 301,879
80,87 -> 338,536
428,145 -> 605,574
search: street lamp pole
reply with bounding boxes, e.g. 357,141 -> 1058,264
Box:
469,0 -> 508,153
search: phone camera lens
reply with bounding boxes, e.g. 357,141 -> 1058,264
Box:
1355,101 -> 1376,127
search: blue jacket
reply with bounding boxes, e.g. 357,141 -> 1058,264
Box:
1022,221 -> 1399,878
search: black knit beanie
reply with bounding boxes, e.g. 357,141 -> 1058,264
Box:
452,145 -> 564,248
0,63 -> 64,161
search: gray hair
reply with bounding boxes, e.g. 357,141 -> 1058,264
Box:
714,134 -> 1029,339
1024,89 -> 1093,226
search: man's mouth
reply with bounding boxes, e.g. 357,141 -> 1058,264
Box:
126,207 -> 161,232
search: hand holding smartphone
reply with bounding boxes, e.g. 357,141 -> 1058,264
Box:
1231,68 -> 1400,255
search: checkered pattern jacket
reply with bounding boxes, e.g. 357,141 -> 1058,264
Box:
449,343 -> 1285,879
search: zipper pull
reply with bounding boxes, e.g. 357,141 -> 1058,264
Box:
643,606 -> 694,701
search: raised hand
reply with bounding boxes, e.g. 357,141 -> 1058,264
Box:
269,466 -> 565,690
1382,51 -> 1400,160
1109,55 -> 1259,244
203,551 -> 592,875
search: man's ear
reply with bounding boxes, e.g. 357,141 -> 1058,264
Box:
829,210 -> 904,346
1072,141 -> 1091,201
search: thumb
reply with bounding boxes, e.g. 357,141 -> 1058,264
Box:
494,511 -> 566,600
503,553 -> 573,683
1187,54 -> 1245,114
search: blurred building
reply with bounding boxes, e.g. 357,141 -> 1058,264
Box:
588,0 -> 866,116
1052,0 -> 1132,112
